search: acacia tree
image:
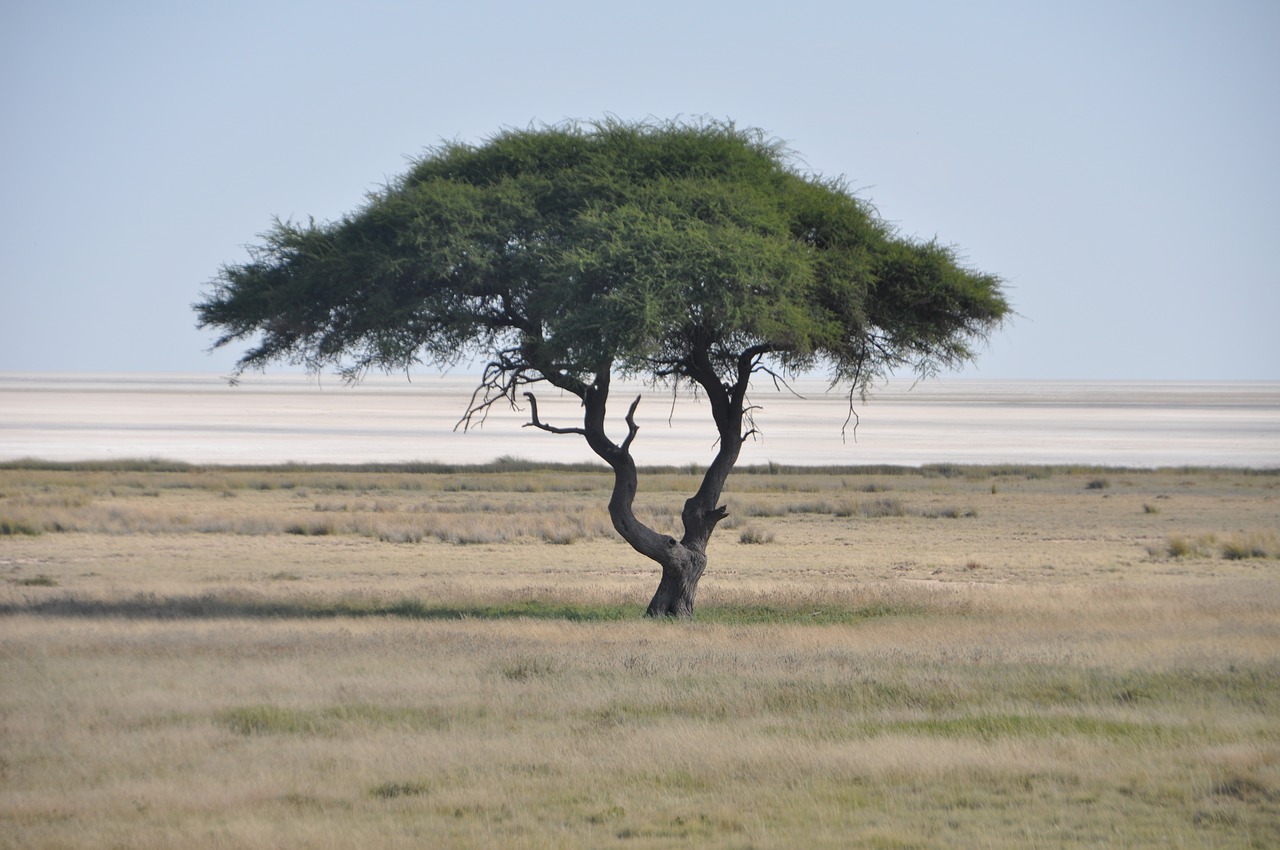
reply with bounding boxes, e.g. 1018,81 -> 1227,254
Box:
196,119 -> 1008,617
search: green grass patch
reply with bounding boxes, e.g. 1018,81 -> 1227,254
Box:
219,703 -> 457,736
693,600 -> 937,626
879,713 -> 1168,742
498,655 -> 561,681
2,592 -> 952,625
369,780 -> 431,800
13,574 -> 58,587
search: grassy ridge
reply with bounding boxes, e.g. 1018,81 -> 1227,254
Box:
5,455 -> 1277,476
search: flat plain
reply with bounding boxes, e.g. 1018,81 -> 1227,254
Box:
2,461 -> 1278,848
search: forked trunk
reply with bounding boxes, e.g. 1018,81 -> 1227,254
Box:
525,347 -> 764,619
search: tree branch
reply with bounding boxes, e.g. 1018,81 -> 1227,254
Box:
842,385 -> 861,443
755,365 -> 806,399
523,392 -> 587,436
620,395 -> 642,453
455,348 -> 537,432
731,343 -> 776,410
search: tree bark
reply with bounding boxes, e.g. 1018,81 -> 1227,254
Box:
645,546 -> 706,617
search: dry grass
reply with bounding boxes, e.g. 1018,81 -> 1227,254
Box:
2,463 -> 1279,848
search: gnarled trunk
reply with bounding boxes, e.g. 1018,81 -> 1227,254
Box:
645,545 -> 707,618
524,345 -> 769,618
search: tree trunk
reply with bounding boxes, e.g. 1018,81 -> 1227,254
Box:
645,546 -> 707,618
524,347 -> 767,619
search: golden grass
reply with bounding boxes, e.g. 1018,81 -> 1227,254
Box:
2,464 -> 1278,848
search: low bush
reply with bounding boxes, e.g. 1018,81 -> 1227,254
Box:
14,574 -> 58,586
1220,533 -> 1277,560
0,517 -> 44,536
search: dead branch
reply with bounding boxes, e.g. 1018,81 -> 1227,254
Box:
620,395 -> 642,452
523,392 -> 587,436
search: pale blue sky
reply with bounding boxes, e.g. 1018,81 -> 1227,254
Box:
2,0 -> 1277,379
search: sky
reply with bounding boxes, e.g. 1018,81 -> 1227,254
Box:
2,0 -> 1277,380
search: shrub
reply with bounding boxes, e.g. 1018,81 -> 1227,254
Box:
1220,534 -> 1275,560
15,574 -> 58,586
859,498 -> 907,518
920,506 -> 979,519
739,527 -> 775,545
284,519 -> 337,536
377,527 -> 425,544
1161,535 -> 1214,559
0,517 -> 43,536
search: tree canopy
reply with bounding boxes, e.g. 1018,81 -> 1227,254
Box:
197,118 -> 1009,616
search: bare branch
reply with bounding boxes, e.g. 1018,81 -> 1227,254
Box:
620,395 -> 642,452
455,351 -> 542,432
739,400 -> 764,445
457,382 -> 514,431
523,392 -> 586,436
841,385 -> 861,444
756,365 -> 806,399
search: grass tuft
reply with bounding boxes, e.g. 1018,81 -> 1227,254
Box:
499,656 -> 559,681
0,517 -> 44,536
220,704 -> 314,736
370,781 -> 431,800
1159,534 -> 1216,559
14,574 -> 58,586
859,497 -> 908,518
1220,532 -> 1277,560
738,527 -> 775,545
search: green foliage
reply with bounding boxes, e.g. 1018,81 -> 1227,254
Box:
196,118 -> 1008,396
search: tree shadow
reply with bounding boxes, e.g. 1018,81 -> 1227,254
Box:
0,592 -> 910,625
0,593 -> 635,622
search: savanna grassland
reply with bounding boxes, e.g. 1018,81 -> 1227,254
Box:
2,460 -> 1278,849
